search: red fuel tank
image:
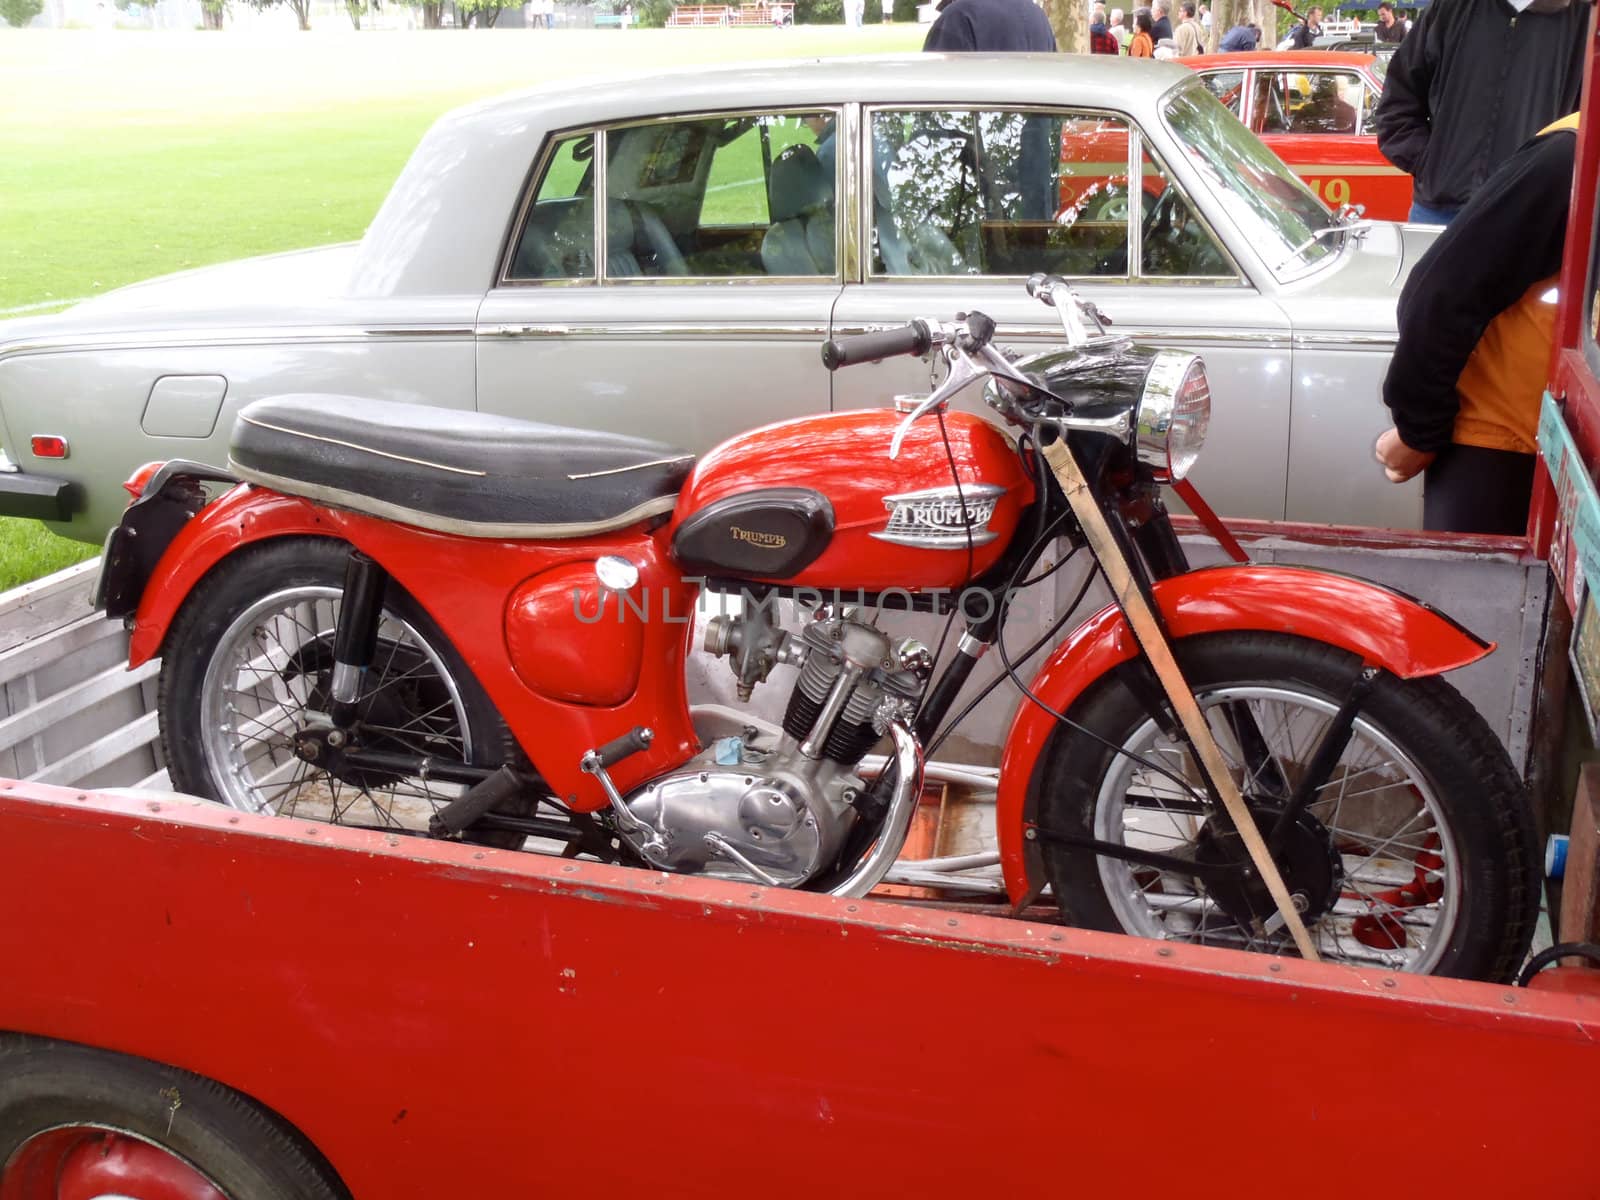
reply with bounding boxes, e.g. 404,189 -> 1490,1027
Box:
668,410 -> 1035,593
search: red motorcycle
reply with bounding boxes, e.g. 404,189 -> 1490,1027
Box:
97,276 -> 1537,979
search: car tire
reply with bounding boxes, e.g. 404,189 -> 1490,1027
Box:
0,1033 -> 346,1200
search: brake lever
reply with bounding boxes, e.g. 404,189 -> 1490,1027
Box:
888,349 -> 980,460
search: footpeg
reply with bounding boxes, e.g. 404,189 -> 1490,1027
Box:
429,765 -> 524,838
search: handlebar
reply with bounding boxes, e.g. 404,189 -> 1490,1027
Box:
821,321 -> 933,371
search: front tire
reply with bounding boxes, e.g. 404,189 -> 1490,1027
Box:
158,538 -> 522,838
1033,632 -> 1538,981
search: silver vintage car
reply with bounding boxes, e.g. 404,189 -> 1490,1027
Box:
0,54 -> 1431,540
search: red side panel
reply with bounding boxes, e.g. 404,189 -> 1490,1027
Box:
127,485 -> 698,808
995,565 -> 1494,902
0,784 -> 1597,1200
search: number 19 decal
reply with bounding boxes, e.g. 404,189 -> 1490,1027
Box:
1307,177 -> 1352,208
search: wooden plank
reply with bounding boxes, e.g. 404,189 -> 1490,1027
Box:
1559,762 -> 1600,946
26,710 -> 160,787
0,613 -> 125,688
0,659 -> 159,753
0,560 -> 100,655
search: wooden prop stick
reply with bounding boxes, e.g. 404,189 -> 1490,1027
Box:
1042,439 -> 1322,962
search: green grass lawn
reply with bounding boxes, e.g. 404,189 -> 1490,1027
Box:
0,25 -> 923,585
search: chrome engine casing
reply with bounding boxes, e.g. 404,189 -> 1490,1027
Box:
617,606 -> 928,887
622,731 -> 865,886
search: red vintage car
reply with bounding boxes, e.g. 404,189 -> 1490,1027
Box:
1186,51 -> 1411,220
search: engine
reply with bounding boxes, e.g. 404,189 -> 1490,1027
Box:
618,605 -> 929,887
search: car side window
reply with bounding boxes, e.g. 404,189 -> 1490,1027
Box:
1137,139 -> 1232,278
1199,71 -> 1246,118
869,109 -> 1132,279
1254,72 -> 1361,136
507,112 -> 840,284
509,133 -> 597,281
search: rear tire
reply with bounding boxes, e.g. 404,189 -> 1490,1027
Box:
0,1034 -> 345,1200
158,538 -> 526,844
1033,632 -> 1538,981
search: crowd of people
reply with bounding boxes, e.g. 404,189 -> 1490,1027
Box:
1082,1 -> 1415,59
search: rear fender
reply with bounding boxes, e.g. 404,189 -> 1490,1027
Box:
126,484 -> 349,666
996,564 -> 1494,905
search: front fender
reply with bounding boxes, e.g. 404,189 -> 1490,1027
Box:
995,564 -> 1493,905
127,485 -> 346,666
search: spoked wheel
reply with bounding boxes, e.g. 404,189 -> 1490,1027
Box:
0,1035 -> 344,1200
159,538 -> 524,840
1034,633 -> 1539,981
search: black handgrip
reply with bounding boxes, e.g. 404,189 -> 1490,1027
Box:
821,321 -> 932,371
590,726 -> 655,770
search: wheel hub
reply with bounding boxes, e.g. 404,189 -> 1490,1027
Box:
1191,805 -> 1343,932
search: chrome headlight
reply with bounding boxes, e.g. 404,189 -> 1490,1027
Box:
1136,352 -> 1210,483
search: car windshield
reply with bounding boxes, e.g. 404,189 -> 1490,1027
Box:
1160,81 -> 1337,276
1370,56 -> 1388,86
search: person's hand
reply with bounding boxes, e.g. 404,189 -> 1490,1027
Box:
1374,427 -> 1435,483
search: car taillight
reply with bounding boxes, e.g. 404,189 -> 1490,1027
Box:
30,435 -> 68,460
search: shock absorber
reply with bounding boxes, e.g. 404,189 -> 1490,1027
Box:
329,550 -> 389,728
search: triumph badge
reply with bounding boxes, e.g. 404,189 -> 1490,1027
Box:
870,483 -> 1005,549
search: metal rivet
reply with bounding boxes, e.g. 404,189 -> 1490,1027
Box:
1383,978 -> 1397,988
1503,992 -> 1517,1005
947,919 -> 958,927
1048,933 -> 1064,943
846,904 -> 858,913
1157,947 -> 1174,957
147,802 -> 162,813
562,865 -> 578,873
228,817 -> 240,825
473,852 -> 485,860
1268,961 -> 1282,972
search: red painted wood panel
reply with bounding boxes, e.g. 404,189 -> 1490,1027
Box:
0,782 -> 1595,1199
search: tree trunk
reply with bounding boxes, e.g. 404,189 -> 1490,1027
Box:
1041,0 -> 1085,52
422,0 -> 439,25
481,3 -> 499,23
289,0 -> 310,26
345,0 -> 362,25
1209,0 -> 1246,47
201,2 -> 224,27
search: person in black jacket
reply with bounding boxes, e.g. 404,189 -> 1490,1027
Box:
1374,119 -> 1577,534
923,0 -> 1056,49
1286,5 -> 1322,47
1375,1 -> 1406,41
1373,0 -> 1585,225
1149,0 -> 1172,39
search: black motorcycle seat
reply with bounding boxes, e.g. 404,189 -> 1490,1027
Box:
229,394 -> 694,539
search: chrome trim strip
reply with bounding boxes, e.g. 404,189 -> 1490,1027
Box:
0,326 -> 475,364
230,459 -> 681,540
842,100 -> 863,284
238,413 -> 485,476
1127,122 -> 1142,280
567,454 -> 694,480
477,323 -> 833,339
1291,332 -> 1397,349
829,323 -> 1290,348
